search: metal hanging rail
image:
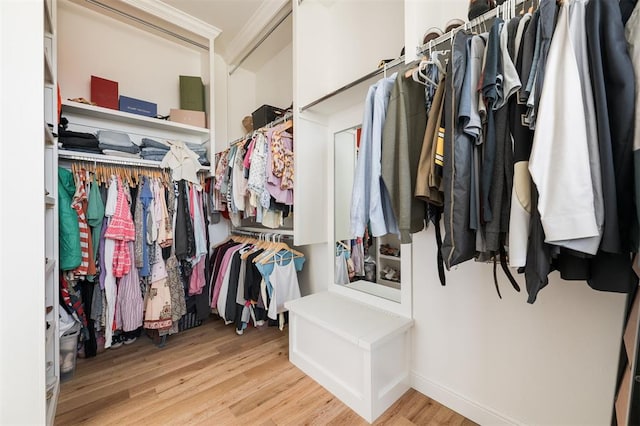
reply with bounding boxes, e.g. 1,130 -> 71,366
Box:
299,55 -> 406,113
58,149 -> 209,171
229,8 -> 293,76
85,0 -> 209,51
299,0 -> 528,113
226,111 -> 294,147
416,0 -> 528,57
231,228 -> 294,240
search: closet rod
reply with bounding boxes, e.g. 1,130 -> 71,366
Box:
416,0 -> 528,57
85,0 -> 209,51
227,111 -> 294,147
232,227 -> 294,238
229,8 -> 293,76
58,149 -> 208,171
299,0 -> 528,113
298,55 -> 406,113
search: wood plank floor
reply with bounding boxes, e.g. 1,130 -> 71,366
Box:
56,318 -> 476,425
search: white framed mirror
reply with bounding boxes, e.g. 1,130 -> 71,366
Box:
329,123 -> 412,318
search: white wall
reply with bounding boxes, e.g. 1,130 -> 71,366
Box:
410,228 -> 626,425
57,0 -> 203,116
297,243 -> 329,296
292,0 -> 627,423
296,0 -> 404,107
213,53 -> 229,151
0,0 -> 46,423
226,67 -> 257,141
256,42 -> 293,110
400,2 -> 626,424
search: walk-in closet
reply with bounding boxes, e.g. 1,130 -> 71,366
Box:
1,0 -> 640,425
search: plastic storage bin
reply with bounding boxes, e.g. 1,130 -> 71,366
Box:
59,323 -> 81,382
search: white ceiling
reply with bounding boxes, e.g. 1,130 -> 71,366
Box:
160,0 -> 290,70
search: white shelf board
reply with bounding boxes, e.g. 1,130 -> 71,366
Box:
46,378 -> 59,426
44,0 -> 53,35
378,277 -> 401,289
345,280 -> 401,303
45,124 -> 55,145
285,291 -> 411,349
45,258 -> 56,275
45,195 -> 56,207
44,52 -> 54,85
58,149 -> 208,171
379,254 -> 401,261
62,100 -> 209,137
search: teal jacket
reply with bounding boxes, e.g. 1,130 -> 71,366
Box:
58,167 -> 81,270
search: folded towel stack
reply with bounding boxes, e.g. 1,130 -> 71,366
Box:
97,130 -> 141,157
58,129 -> 101,154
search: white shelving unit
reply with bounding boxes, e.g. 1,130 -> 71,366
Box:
375,234 -> 402,290
61,100 -> 210,138
43,0 -> 59,424
57,0 -> 220,163
58,149 -> 209,171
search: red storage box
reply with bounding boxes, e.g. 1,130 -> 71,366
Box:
91,75 -> 118,110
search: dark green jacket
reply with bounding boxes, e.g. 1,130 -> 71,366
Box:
58,167 -> 81,270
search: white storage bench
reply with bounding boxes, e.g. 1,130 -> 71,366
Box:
285,291 -> 413,423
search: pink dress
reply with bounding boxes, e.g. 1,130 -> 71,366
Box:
104,177 -> 136,277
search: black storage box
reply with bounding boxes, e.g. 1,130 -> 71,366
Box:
252,104 -> 285,130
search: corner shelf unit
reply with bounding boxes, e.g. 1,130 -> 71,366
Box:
43,0 -> 59,424
61,100 -> 210,138
58,149 -> 208,171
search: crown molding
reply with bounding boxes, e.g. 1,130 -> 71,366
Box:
224,0 -> 290,65
121,0 -> 221,40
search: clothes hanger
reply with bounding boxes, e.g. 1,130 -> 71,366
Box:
337,240 -> 351,251
257,236 -> 304,264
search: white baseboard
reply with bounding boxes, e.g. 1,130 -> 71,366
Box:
411,371 -> 521,426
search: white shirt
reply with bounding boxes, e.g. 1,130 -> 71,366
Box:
161,140 -> 201,185
350,82 -> 379,237
369,73 -> 400,237
529,3 -> 599,244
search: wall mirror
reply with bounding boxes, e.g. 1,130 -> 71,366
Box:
333,126 -> 404,304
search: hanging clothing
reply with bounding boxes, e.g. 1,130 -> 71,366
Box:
71,172 -> 95,277
175,180 -> 196,260
442,31 -> 476,268
115,241 -> 143,332
144,246 -> 172,330
628,0 -> 640,253
58,168 -> 81,271
370,73 -> 400,238
267,259 -> 301,321
161,140 -> 201,185
104,178 -> 136,278
335,252 -> 349,285
381,68 -> 427,243
86,176 -> 105,265
351,82 -> 379,238
102,178 -> 118,349
529,1 -> 599,248
415,66 -> 447,206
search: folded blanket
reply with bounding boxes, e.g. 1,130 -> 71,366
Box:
141,147 -> 169,155
97,130 -> 137,148
98,142 -> 140,154
60,135 -> 100,149
101,149 -> 141,159
140,154 -> 167,161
